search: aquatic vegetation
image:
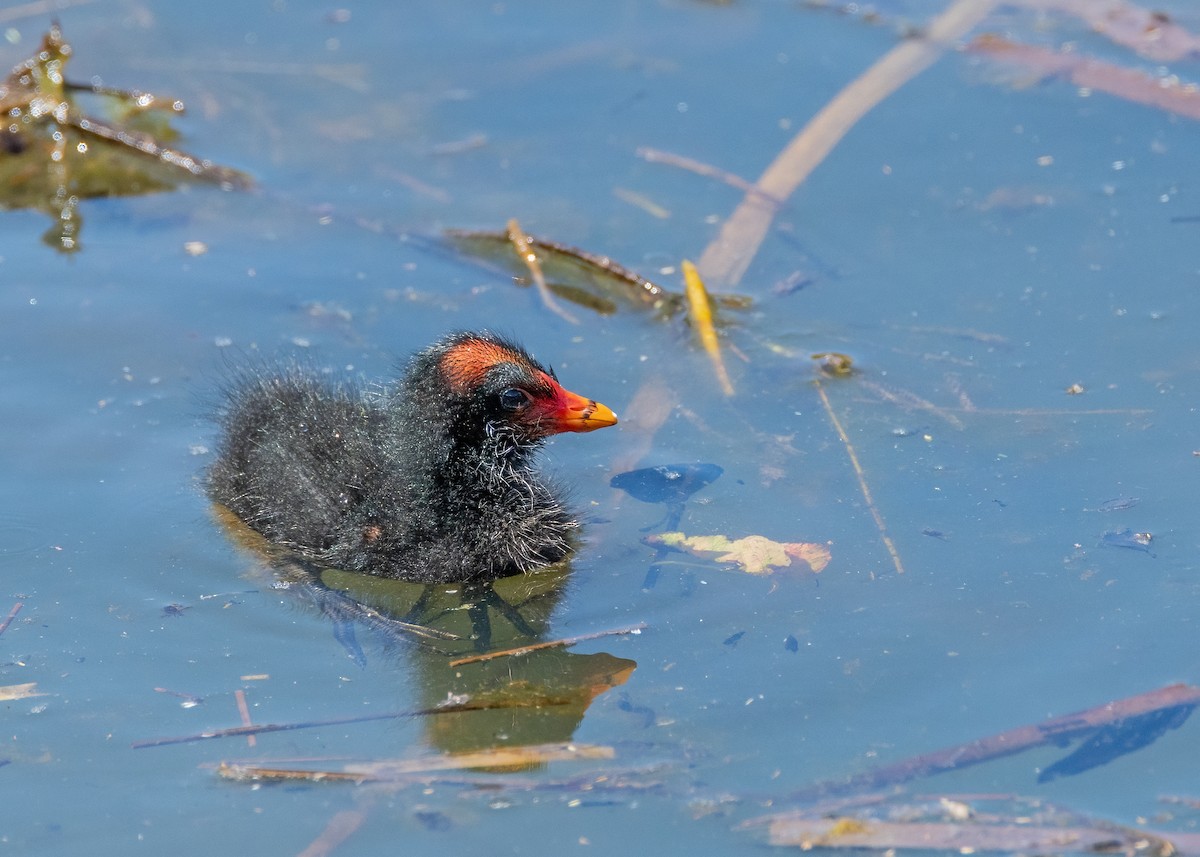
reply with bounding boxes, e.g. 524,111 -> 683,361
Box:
444,227 -> 754,319
0,24 -> 252,252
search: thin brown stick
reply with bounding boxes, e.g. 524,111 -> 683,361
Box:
815,379 -> 905,576
613,187 -> 671,219
789,683 -> 1200,802
220,764 -> 373,784
1018,0 -> 1200,62
697,0 -> 998,286
636,146 -> 785,208
969,34 -> 1200,121
448,623 -> 647,668
506,218 -> 580,326
219,743 -> 616,785
0,602 -> 22,638
131,698 -> 570,749
859,380 -> 965,430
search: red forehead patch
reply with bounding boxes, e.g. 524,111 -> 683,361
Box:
439,338 -> 529,394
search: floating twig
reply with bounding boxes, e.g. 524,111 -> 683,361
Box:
153,687 -> 204,707
815,379 -> 905,576
506,218 -> 580,326
682,261 -> 735,396
132,697 -> 572,749
1020,0 -> 1200,62
757,815 -> 1177,854
0,602 -> 22,638
448,623 -> 647,668
789,683 -> 1200,802
859,380 -> 966,430
636,146 -> 785,208
613,187 -> 671,219
71,116 -> 252,189
218,742 -> 616,784
697,0 -> 998,286
969,34 -> 1200,121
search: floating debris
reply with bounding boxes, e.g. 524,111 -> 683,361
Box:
644,532 -> 831,576
0,682 -> 44,701
682,259 -> 735,396
445,228 -> 752,318
0,25 -> 252,252
216,742 -> 616,784
812,351 -> 855,377
970,33 -> 1200,121
1094,496 -> 1140,513
611,463 -> 723,506
1101,528 -> 1154,554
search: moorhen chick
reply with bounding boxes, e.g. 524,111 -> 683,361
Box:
208,331 -> 617,583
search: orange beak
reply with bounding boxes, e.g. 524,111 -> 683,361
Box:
550,387 -> 618,433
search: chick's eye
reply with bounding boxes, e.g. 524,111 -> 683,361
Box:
498,388 -> 530,411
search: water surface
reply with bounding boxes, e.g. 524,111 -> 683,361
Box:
3,1 -> 1200,853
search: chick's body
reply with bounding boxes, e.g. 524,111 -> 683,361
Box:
208,331 -> 616,583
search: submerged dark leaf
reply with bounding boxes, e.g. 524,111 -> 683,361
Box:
611,463 -> 723,505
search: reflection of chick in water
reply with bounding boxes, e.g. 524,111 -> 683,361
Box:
214,508 -> 636,759
325,565 -> 636,757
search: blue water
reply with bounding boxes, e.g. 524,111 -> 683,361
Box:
4,1 -> 1200,853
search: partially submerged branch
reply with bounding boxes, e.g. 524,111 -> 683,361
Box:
697,0 -> 998,286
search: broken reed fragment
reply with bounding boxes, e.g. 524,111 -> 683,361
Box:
447,623 -> 647,667
757,815 -> 1178,854
636,146 -> 785,208
216,742 -> 616,784
505,218 -> 580,325
815,379 -> 906,576
0,602 -> 22,638
970,34 -> 1200,121
681,260 -> 734,396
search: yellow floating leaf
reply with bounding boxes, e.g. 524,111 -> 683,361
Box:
682,260 -> 734,396
0,682 -> 44,701
646,532 -> 830,575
